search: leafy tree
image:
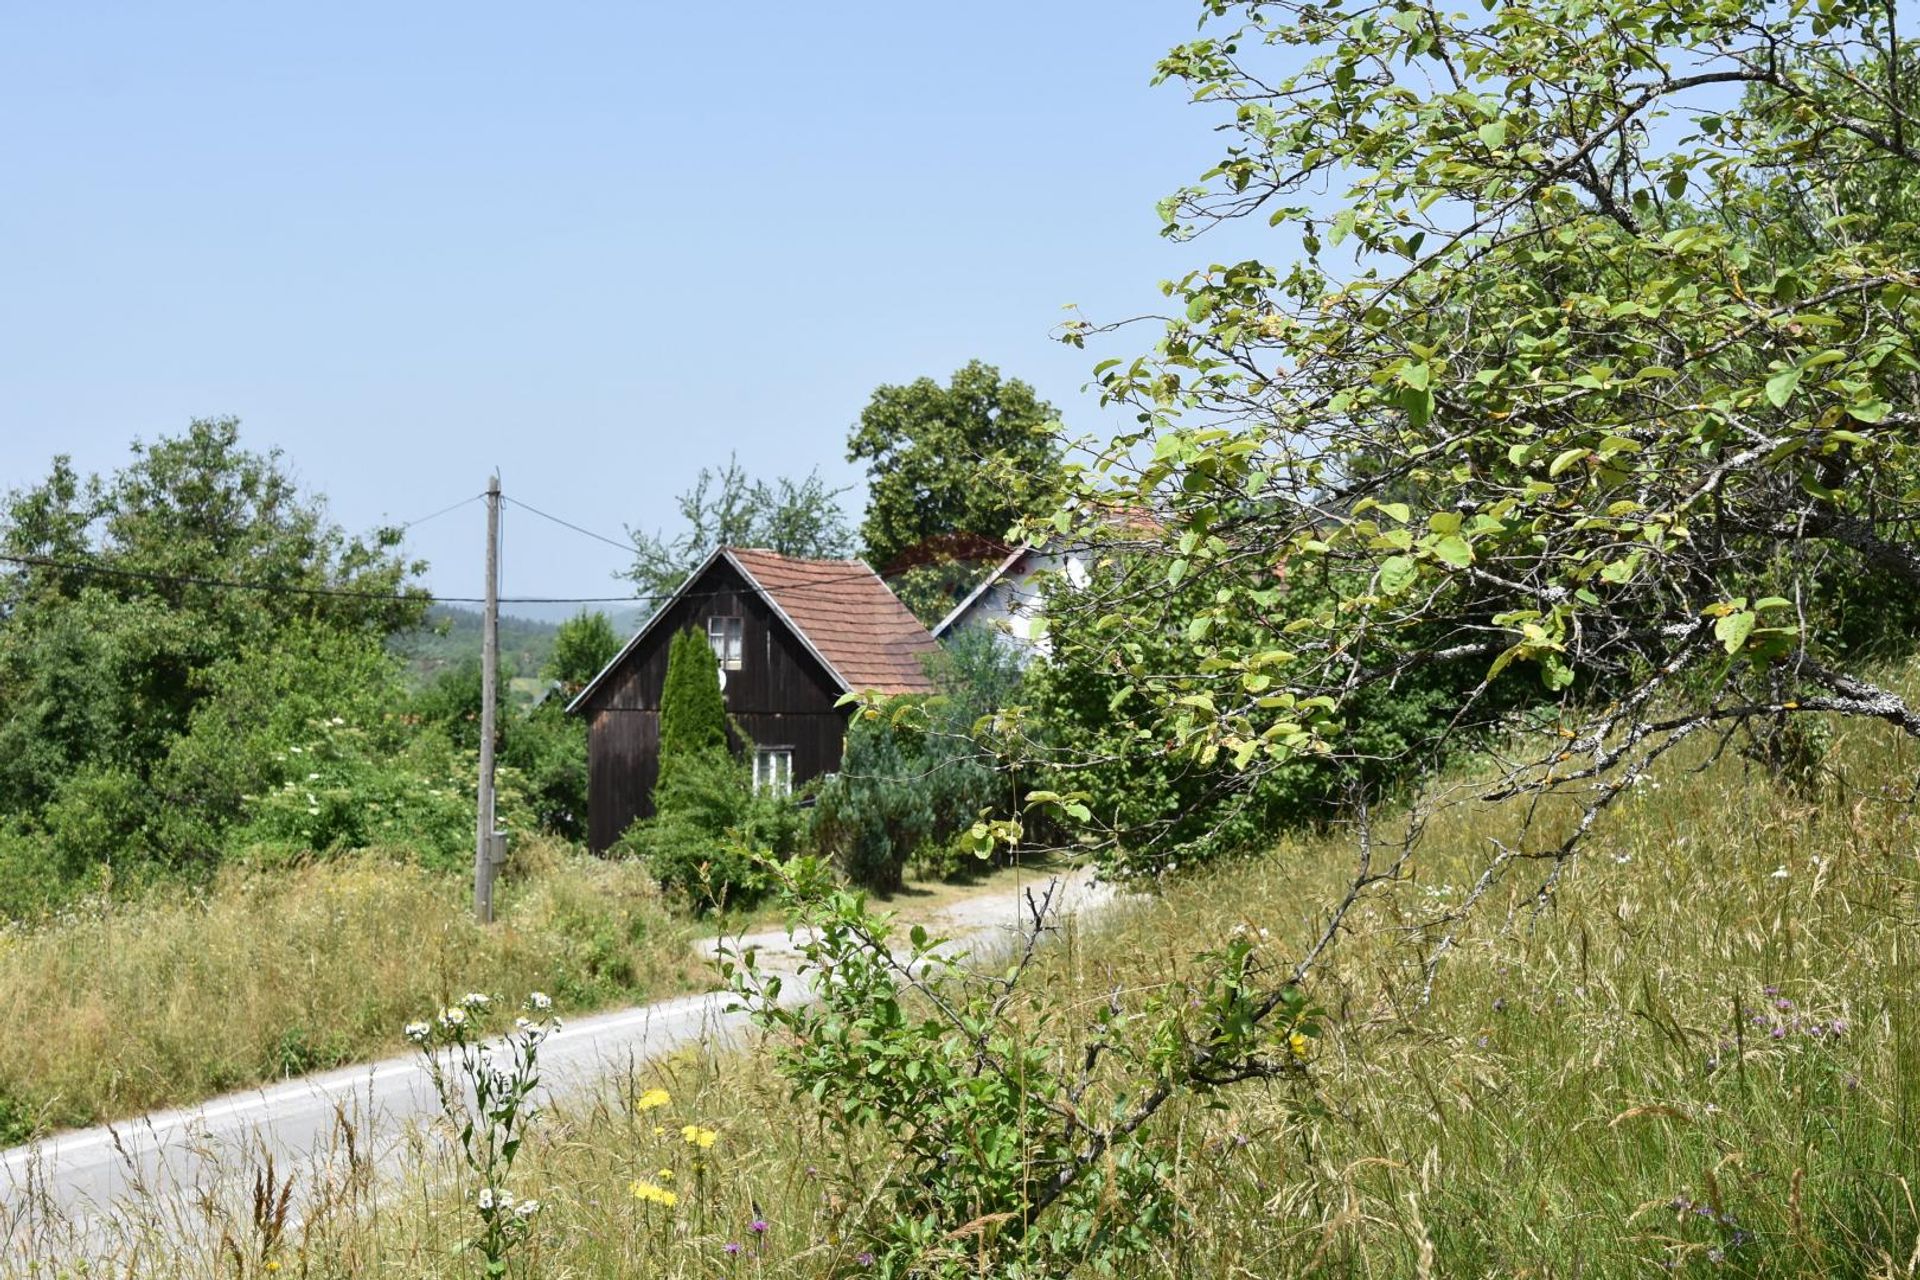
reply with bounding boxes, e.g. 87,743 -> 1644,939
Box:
544,609 -> 621,696
847,360 -> 1064,579
766,6 -> 1920,1270
1046,0 -> 1920,862
623,456 -> 852,600
1028,557 -> 1504,876
0,420 -> 425,879
410,657 -> 501,754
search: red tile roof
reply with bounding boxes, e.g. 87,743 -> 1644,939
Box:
727,548 -> 939,695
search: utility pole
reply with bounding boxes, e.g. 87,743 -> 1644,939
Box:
474,473 -> 503,923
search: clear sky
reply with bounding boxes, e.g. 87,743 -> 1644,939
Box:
0,3 -> 1268,613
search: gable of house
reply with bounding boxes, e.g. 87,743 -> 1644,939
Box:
570,548 -> 937,851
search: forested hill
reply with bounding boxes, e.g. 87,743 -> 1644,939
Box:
388,606 -> 561,691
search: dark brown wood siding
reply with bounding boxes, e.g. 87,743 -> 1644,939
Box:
580,557 -> 851,853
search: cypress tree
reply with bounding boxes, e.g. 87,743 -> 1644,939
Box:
657,628 -> 729,794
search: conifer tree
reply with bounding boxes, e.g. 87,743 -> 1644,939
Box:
656,628 -> 729,795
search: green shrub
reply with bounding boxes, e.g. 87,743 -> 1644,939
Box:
810,718 -> 935,893
619,748 -> 802,911
501,701 -> 588,840
228,717 -> 523,872
657,627 -> 728,791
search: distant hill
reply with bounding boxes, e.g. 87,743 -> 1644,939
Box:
389,604 -> 648,703
390,606 -> 561,693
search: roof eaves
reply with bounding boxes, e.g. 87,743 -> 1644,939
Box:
930,544 -> 1033,638
564,545 -> 728,715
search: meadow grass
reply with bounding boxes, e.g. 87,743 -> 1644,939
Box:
22,690 -> 1920,1277
0,840 -> 699,1138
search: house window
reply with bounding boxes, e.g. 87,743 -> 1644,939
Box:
707,616 -> 743,670
753,747 -> 793,796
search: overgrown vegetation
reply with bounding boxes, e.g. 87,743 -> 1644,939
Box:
0,842 -> 695,1141
44,693 -> 1917,1277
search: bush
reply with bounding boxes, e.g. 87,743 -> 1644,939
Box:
618,748 -> 802,911
501,702 -> 588,841
810,717 -> 935,894
1029,558 -> 1503,878
228,717 -> 525,873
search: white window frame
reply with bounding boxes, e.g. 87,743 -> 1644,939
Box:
707,616 -> 743,670
753,746 -> 794,796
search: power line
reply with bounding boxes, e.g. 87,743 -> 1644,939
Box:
501,496 -> 633,555
397,493 -> 486,531
0,550 -> 891,609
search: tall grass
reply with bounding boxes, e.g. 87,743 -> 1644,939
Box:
0,841 -> 698,1138
19,692 -> 1920,1277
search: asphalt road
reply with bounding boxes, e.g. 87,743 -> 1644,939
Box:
0,864 -> 1111,1259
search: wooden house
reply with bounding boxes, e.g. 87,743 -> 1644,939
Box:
567,546 -> 940,852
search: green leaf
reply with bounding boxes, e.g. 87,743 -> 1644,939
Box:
1379,555 -> 1417,594
1714,610 -> 1756,653
1549,448 -> 1590,478
1432,535 -> 1473,568
1765,365 -> 1804,408
1477,120 -> 1507,148
1844,400 -> 1891,423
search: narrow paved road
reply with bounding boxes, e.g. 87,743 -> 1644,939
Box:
0,865 -> 1111,1256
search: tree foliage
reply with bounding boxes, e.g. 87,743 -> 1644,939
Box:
543,609 -> 621,697
656,627 -> 729,786
809,717 -> 936,894
847,361 -> 1063,574
623,456 -> 853,600
0,420 -> 429,884
1047,0 -> 1920,865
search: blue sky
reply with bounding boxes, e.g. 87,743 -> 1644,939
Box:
0,3 -> 1269,611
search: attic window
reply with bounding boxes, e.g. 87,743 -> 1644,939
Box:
707,616 -> 743,670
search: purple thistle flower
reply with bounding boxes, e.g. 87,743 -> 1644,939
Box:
724,1242 -> 742,1256
857,1251 -> 875,1266
1770,1024 -> 1787,1040
1833,1018 -> 1849,1035
1776,998 -> 1794,1012
750,1218 -> 769,1235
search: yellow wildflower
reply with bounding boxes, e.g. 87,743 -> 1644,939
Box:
657,1168 -> 674,1181
635,1087 -> 671,1112
1288,1031 -> 1312,1060
681,1124 -> 718,1150
630,1178 -> 678,1208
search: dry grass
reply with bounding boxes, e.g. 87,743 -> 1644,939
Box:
17,681 -> 1920,1276
0,840 -> 699,1137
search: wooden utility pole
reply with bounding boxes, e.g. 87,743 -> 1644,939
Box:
474,473 -> 503,923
